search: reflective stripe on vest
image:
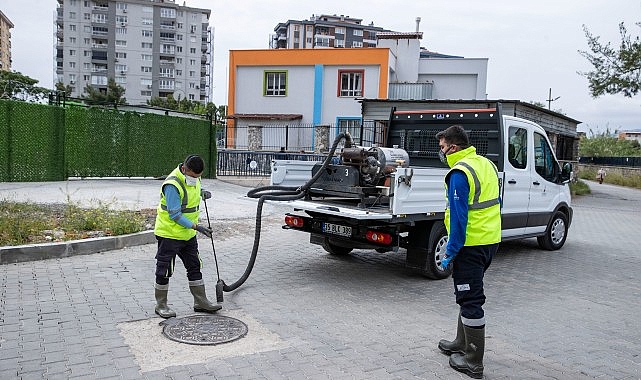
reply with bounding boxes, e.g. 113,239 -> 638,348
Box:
154,165 -> 201,240
444,146 -> 501,246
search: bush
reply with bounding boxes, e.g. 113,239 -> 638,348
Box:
569,180 -> 591,196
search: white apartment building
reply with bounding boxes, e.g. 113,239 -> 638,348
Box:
55,0 -> 213,105
0,10 -> 13,71
271,14 -> 391,49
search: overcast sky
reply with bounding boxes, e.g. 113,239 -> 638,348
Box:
3,0 -> 640,133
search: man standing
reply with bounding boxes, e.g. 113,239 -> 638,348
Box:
153,154 -> 221,318
436,125 -> 501,379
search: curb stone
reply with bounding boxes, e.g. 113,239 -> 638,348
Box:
0,230 -> 156,264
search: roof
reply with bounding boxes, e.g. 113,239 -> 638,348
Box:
226,113 -> 303,121
377,32 -> 423,40
358,98 -> 582,124
419,49 -> 463,59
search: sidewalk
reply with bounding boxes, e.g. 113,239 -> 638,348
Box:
0,177 -> 276,264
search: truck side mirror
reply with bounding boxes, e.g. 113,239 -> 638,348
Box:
561,162 -> 573,183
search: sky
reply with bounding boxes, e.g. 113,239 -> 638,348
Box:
2,0 -> 640,134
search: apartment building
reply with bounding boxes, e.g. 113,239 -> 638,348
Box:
55,0 -> 212,105
271,14 -> 391,49
0,10 -> 13,71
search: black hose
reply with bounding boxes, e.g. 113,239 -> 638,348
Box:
219,132 -> 353,293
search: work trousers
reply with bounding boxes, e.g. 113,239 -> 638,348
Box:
155,236 -> 203,285
451,243 -> 499,327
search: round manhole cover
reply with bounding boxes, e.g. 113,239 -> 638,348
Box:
161,314 -> 248,345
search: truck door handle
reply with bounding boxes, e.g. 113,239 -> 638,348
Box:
507,180 -> 516,184
533,181 -> 540,186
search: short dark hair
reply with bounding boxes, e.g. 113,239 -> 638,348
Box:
435,125 -> 469,148
184,154 -> 204,174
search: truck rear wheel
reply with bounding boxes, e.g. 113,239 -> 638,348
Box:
537,211 -> 568,250
427,222 -> 451,279
322,238 -> 353,255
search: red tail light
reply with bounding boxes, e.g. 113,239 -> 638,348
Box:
285,215 -> 305,228
366,230 -> 392,245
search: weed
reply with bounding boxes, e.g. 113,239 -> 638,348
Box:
569,180 -> 591,196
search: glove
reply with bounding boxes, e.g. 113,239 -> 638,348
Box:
441,254 -> 453,269
201,190 -> 212,200
195,225 -> 213,238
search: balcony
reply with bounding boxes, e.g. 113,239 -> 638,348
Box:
388,82 -> 433,100
201,43 -> 208,52
200,55 -> 207,64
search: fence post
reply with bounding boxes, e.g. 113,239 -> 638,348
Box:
314,124 -> 330,153
248,125 -> 263,151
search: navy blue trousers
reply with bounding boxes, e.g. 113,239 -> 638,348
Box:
451,243 -> 499,326
154,236 -> 203,285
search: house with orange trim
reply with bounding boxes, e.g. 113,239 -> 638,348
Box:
225,32 -> 488,150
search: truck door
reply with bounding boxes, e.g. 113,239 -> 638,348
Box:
501,123 -> 530,238
527,131 -> 561,235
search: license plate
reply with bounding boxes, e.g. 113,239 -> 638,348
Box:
322,223 -> 352,237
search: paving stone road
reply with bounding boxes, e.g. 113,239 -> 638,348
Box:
1,179 -> 640,379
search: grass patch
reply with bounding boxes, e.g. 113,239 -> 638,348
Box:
569,180 -> 591,196
579,168 -> 641,189
0,200 -> 155,246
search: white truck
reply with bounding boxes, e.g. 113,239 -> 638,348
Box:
271,103 -> 573,279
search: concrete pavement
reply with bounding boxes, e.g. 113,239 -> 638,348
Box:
1,178 -> 641,379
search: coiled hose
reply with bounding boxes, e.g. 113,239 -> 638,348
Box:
216,132 -> 353,297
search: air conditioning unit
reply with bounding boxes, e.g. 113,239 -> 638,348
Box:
120,70 -> 126,75
147,85 -> 152,89
122,9 -> 127,13
195,85 -> 199,89
69,80 -> 75,85
120,22 -> 126,26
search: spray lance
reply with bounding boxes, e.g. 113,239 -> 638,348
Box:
205,132 -> 354,303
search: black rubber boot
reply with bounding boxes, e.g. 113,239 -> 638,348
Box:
449,325 -> 485,379
154,283 -> 176,318
189,281 -> 222,313
438,313 -> 465,355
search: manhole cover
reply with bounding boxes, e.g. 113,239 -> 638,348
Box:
160,314 -> 248,345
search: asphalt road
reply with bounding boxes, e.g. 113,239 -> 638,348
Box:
1,179 -> 640,379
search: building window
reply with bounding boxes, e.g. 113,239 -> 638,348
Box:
264,71 -> 287,96
116,2 -> 127,10
160,8 -> 176,18
335,39 -> 345,48
141,90 -> 152,96
92,14 -> 107,24
69,37 -> 76,44
69,24 -> 76,31
83,13 -> 91,20
315,37 -> 330,47
115,52 -> 127,59
115,76 -> 126,84
116,28 -> 127,35
189,70 -> 195,77
142,6 -> 153,13
335,27 -> 345,35
83,63 -> 90,70
116,40 -> 127,47
190,47 -> 196,54
69,12 -> 77,19
189,59 -> 195,65
338,70 -> 363,97
189,94 -> 195,100
353,29 -> 363,36
141,42 -> 153,49
352,41 -> 363,48
142,18 -> 153,25
159,68 -> 174,77
337,118 -> 362,140
69,62 -> 76,68
115,64 -> 127,72
141,66 -> 152,73
69,49 -> 76,56
142,30 -> 153,37
141,54 -> 152,61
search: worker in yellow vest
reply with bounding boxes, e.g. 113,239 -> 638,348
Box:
436,125 -> 501,379
153,154 -> 221,318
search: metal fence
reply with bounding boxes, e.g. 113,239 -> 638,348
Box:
220,122 -> 385,151
579,156 -> 641,167
217,150 -> 328,176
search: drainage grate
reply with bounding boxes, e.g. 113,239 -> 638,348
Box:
160,314 -> 248,345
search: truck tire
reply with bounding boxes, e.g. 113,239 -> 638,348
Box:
426,222 -> 452,280
537,211 -> 568,250
322,238 -> 353,255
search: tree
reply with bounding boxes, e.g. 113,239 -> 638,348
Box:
0,70 -> 50,101
579,22 -> 641,98
579,128 -> 641,157
81,78 -> 126,109
54,81 -> 73,97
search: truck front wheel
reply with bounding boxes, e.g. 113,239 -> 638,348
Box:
537,211 -> 568,250
428,222 -> 452,279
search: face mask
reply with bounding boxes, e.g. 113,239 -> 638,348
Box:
439,145 -> 453,164
185,175 -> 198,186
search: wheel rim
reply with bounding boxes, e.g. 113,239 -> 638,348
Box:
435,236 -> 448,270
550,218 -> 566,245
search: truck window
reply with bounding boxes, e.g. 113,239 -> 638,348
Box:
508,127 -> 527,169
533,132 -> 556,181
